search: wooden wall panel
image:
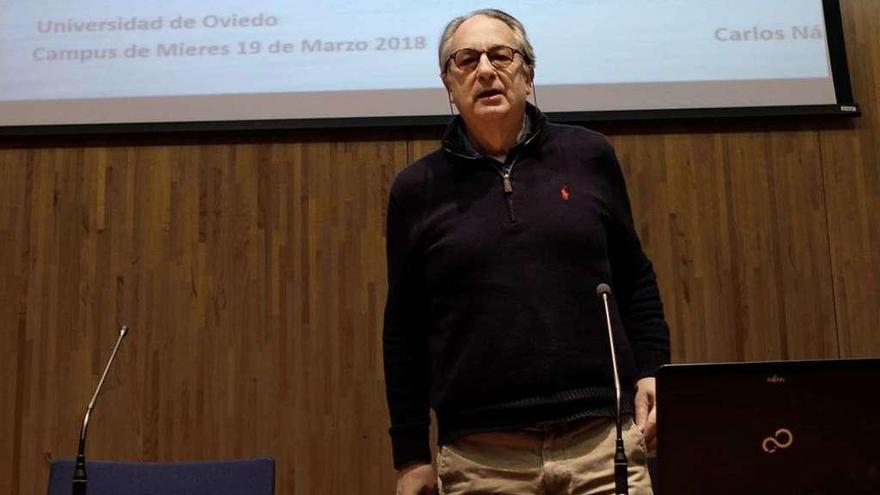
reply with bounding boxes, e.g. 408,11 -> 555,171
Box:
0,148 -> 30,495
0,137 -> 411,494
612,128 -> 838,364
1,1 -> 878,494
623,131 -> 742,363
821,0 -> 880,358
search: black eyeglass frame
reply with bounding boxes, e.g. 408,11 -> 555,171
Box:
443,45 -> 527,74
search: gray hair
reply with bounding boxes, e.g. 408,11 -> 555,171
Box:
438,9 -> 536,77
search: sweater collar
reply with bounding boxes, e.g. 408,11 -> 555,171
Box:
441,103 -> 547,161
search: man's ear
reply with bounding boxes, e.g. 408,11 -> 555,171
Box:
441,73 -> 454,102
525,69 -> 534,96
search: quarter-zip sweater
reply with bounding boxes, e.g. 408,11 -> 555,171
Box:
383,104 -> 670,469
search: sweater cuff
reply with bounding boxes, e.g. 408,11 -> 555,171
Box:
634,347 -> 671,379
390,425 -> 432,470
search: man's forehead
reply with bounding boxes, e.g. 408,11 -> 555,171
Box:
450,15 -> 516,49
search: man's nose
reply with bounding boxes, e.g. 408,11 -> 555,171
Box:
475,53 -> 497,80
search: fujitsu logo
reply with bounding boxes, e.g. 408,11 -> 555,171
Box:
762,428 -> 794,453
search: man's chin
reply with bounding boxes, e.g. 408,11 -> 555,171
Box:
472,103 -> 512,119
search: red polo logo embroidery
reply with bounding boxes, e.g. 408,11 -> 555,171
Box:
561,185 -> 570,201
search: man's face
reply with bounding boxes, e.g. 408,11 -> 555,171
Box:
441,15 -> 533,126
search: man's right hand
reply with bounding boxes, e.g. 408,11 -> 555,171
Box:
396,462 -> 438,495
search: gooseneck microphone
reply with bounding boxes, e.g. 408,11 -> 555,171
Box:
73,325 -> 129,495
596,283 -> 629,495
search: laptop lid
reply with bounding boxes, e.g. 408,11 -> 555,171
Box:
656,358 -> 880,495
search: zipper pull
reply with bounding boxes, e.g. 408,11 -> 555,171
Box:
502,175 -> 513,193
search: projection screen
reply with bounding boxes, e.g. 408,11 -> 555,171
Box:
0,0 -> 859,132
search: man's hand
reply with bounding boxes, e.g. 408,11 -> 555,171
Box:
396,462 -> 438,495
634,376 -> 658,453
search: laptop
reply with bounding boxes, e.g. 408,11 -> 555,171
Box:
655,358 -> 880,495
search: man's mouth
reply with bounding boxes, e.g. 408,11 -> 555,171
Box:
476,89 -> 503,100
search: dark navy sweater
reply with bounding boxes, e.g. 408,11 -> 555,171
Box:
383,105 -> 670,469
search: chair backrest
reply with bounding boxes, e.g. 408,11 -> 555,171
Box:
47,457 -> 275,495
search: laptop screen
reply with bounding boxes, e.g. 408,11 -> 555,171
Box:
656,359 -> 880,495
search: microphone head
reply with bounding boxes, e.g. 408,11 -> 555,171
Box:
596,283 -> 612,296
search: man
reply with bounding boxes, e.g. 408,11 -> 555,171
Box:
383,9 -> 670,495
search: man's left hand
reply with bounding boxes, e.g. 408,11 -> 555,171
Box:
634,376 -> 657,453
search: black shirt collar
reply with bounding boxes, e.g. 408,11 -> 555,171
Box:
441,103 -> 547,161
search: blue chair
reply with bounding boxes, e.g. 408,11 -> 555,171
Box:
47,457 -> 275,495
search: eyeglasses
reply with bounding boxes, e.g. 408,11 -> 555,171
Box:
445,45 -> 523,73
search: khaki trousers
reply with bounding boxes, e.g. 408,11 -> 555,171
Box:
437,417 -> 653,495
